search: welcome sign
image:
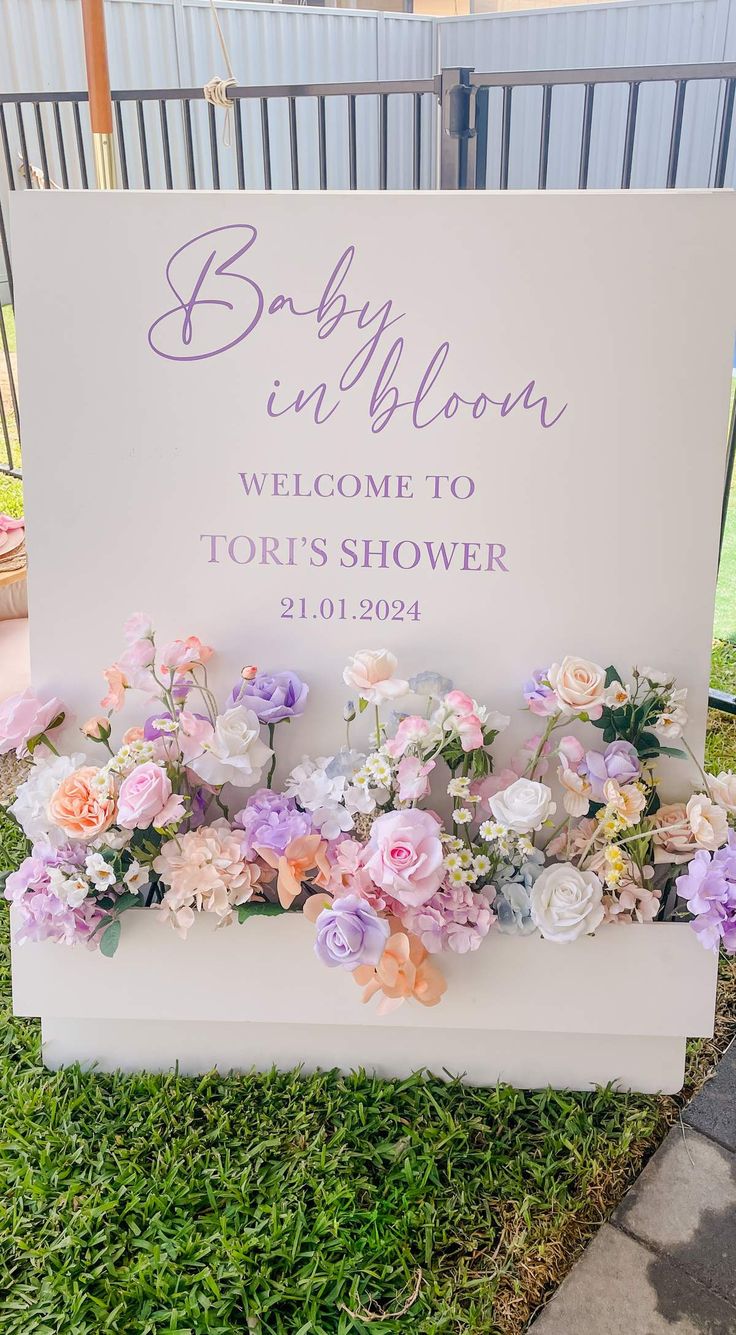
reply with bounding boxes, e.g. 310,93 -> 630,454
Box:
11,190 -> 736,777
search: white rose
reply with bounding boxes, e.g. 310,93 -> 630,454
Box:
9,750 -> 87,845
547,656 -> 607,719
189,706 -> 272,789
530,862 -> 605,943
489,777 -> 556,833
343,650 -> 409,705
707,771 -> 736,814
686,794 -> 729,851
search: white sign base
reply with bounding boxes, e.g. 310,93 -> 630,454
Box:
13,916 -> 717,1093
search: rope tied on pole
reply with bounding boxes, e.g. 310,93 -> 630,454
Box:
203,0 -> 238,147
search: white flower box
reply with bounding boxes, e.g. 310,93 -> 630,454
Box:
11,912 -> 717,1093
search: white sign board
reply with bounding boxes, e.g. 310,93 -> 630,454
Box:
11,191 -> 736,776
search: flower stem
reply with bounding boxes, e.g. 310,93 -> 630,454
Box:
524,713 -> 560,781
681,736 -> 713,799
266,723 -> 276,789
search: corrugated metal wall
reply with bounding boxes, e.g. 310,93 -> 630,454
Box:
3,0 -> 736,303
440,0 -> 735,186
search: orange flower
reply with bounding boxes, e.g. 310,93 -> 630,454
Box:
354,926 -> 447,1014
257,834 -> 331,909
122,726 -> 145,744
48,766 -> 116,841
100,666 -> 128,712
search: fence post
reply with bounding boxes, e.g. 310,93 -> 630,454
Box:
439,67 -> 476,189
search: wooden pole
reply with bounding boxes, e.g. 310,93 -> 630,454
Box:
80,0 -> 116,188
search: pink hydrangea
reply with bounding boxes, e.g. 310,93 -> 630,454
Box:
399,884 -> 494,954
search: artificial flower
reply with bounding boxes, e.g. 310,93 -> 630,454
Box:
47,767 -> 116,842
188,707 -> 272,789
229,669 -> 308,724
353,928 -> 447,1013
9,751 -> 86,845
257,834 -> 331,909
547,656 -> 607,719
0,689 -> 64,757
313,894 -> 390,970
362,808 -> 444,907
530,862 -> 605,943
489,777 -> 556,834
343,650 -> 409,705
117,762 -> 185,830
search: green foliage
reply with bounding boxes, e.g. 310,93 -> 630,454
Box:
237,901 -> 287,923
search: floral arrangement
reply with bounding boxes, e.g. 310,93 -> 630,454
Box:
2,620 -> 735,1015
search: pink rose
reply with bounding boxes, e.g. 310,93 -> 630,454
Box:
386,715 -> 431,759
396,756 -> 435,802
117,762 -> 183,830
0,690 -> 64,757
362,808 -> 444,907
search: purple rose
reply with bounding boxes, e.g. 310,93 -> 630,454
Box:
234,789 -> 312,859
581,740 -> 640,803
229,670 -> 308,725
314,894 -> 390,971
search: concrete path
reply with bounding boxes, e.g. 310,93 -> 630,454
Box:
530,1040 -> 736,1333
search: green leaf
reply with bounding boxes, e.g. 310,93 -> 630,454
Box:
113,892 -> 143,914
0,870 -> 8,893
604,665 -> 620,687
237,902 -> 287,924
358,697 -> 369,714
99,919 -> 122,958
659,745 -> 687,759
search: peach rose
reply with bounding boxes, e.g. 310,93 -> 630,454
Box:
651,802 -> 697,864
48,766 -> 116,841
547,656 -> 606,720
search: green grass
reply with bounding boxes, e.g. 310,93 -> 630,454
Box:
0,473 -> 22,517
2,303 -> 15,355
713,376 -> 736,641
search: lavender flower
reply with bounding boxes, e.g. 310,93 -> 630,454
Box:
229,670 -> 308,724
314,894 -> 390,970
677,833 -> 736,952
580,741 -> 640,803
6,841 -> 103,947
233,789 -> 312,859
523,669 -> 557,718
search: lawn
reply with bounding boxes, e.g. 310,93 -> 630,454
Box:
0,660 -> 735,1333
